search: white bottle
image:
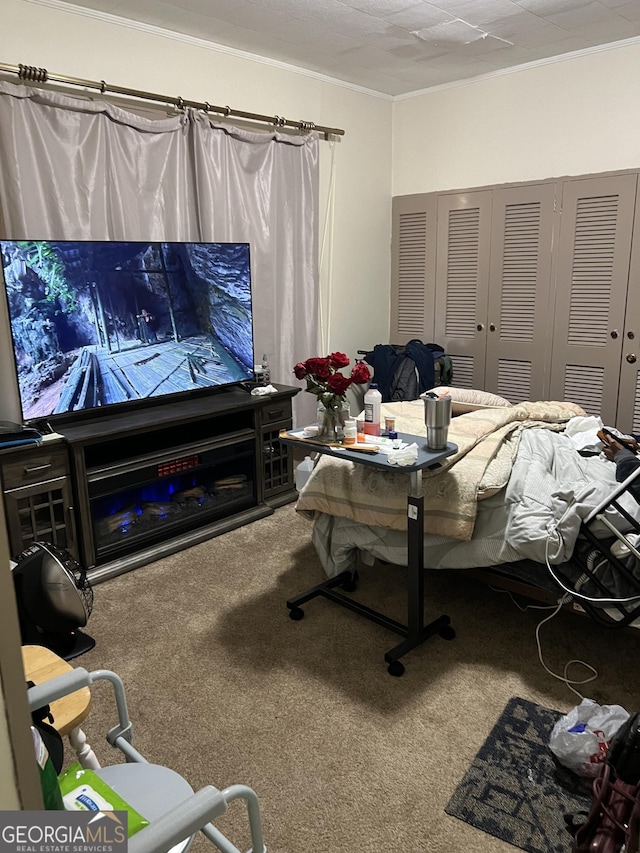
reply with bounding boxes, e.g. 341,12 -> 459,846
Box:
363,383 -> 382,436
295,455 -> 315,492
261,353 -> 270,386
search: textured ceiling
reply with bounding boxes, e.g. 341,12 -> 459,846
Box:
54,0 -> 640,96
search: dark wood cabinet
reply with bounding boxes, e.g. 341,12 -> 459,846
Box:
1,384 -> 299,582
1,440 -> 78,561
259,396 -> 296,503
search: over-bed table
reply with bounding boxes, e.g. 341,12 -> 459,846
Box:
280,429 -> 457,675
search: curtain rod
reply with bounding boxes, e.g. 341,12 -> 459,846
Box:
0,62 -> 345,140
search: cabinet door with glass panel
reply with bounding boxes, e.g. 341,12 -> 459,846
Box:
1,443 -> 78,561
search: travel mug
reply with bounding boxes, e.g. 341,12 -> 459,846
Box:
422,393 -> 452,451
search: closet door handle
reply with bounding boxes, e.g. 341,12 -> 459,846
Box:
611,330 -> 619,339
628,331 -> 635,340
476,323 -> 484,332
489,323 -> 496,332
627,353 -> 637,364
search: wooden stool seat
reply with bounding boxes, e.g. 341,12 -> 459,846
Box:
22,644 -> 99,769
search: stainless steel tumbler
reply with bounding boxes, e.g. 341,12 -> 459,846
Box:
422,393 -> 452,451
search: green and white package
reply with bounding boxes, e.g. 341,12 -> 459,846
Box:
58,762 -> 150,836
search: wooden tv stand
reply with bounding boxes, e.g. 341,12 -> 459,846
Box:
1,385 -> 299,584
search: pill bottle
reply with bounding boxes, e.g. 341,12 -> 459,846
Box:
343,418 -> 357,445
388,430 -> 401,449
363,384 -> 382,436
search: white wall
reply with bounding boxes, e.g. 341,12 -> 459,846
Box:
0,691 -> 19,809
0,508 -> 20,809
392,39 -> 640,196
0,492 -> 42,810
0,0 -> 393,422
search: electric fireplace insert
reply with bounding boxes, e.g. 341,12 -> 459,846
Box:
87,435 -> 256,562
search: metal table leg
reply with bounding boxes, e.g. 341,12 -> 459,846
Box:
383,470 -> 454,677
287,467 -> 455,676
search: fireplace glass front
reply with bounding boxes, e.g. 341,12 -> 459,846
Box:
87,438 -> 256,561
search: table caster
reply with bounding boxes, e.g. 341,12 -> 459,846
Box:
289,606 -> 304,621
387,660 -> 405,677
439,625 -> 456,640
341,570 -> 358,593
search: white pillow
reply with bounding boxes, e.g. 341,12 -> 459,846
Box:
427,386 -> 513,415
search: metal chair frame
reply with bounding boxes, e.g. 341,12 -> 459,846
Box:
27,668 -> 266,853
551,466 -> 640,628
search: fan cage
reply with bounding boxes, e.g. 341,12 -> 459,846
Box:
67,562 -> 94,618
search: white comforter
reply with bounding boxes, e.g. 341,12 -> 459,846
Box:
504,429 -> 640,564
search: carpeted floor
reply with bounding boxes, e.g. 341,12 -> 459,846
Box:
446,697 -> 591,853
75,504 -> 640,853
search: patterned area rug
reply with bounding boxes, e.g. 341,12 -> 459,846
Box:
445,697 -> 592,853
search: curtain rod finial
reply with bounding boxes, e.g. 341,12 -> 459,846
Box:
18,64 -> 48,83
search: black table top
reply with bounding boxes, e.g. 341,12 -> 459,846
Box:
280,428 -> 457,472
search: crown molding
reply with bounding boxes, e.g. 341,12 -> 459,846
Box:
395,34 -> 640,101
23,0 -> 640,102
24,0 -> 393,101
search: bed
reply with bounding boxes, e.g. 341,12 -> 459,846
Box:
294,398 -> 640,630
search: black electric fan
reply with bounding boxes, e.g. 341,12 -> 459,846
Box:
12,542 -> 95,660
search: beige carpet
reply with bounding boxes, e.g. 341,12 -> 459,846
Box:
77,504 -> 640,853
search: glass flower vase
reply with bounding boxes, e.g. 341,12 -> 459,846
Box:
317,400 -> 350,442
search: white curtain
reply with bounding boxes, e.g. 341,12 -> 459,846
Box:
0,80 -> 319,423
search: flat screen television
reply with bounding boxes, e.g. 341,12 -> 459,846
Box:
0,240 -> 256,425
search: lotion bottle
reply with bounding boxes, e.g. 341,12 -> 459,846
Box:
363,383 -> 382,436
295,455 -> 315,492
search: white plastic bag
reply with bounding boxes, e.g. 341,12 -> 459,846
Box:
549,698 -> 629,777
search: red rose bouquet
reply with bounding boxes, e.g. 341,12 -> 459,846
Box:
293,352 -> 371,417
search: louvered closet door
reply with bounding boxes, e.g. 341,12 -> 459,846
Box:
549,174 -> 637,421
390,194 -> 437,344
615,178 -> 640,434
434,191 -> 492,389
484,183 -> 557,403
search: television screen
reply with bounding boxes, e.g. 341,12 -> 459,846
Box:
0,240 -> 255,423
